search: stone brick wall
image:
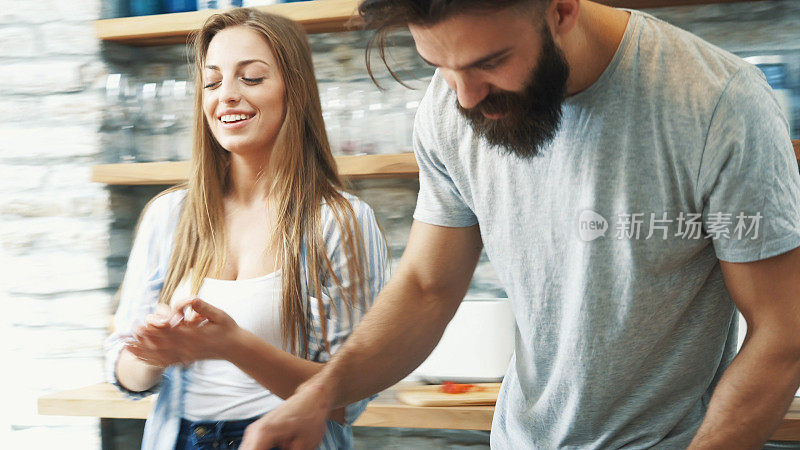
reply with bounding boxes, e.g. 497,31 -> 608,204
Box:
0,0 -> 108,447
2,1 -> 799,448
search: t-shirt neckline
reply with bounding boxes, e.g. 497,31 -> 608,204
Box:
564,9 -> 643,105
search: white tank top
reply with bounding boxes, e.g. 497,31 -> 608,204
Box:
173,271 -> 286,421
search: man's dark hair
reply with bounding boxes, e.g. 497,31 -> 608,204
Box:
358,0 -> 546,84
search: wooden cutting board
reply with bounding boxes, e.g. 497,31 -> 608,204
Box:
397,383 -> 501,407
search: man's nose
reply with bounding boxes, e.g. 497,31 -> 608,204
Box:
450,72 -> 490,110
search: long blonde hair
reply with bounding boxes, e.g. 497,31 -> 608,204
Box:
152,9 -> 374,357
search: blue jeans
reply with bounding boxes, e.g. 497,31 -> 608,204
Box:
175,417 -> 259,450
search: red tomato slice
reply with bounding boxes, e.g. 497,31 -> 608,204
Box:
440,381 -> 477,394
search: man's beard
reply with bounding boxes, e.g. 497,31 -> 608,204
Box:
457,22 -> 570,158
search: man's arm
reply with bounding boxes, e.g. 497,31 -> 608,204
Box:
241,220 -> 483,450
319,220 -> 483,403
689,246 -> 800,449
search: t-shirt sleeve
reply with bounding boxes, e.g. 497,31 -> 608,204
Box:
697,66 -> 800,263
412,76 -> 479,228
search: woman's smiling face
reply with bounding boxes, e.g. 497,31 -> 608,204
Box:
202,26 -> 286,156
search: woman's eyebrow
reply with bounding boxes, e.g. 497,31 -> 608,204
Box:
204,59 -> 271,71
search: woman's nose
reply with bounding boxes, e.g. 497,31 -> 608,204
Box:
218,79 -> 242,104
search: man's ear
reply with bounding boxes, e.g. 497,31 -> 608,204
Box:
550,0 -> 581,37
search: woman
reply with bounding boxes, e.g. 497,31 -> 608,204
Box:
104,9 -> 388,450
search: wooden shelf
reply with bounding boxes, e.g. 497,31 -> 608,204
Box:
91,153 -> 419,185
92,140 -> 799,186
96,0 -> 763,46
96,0 -> 364,46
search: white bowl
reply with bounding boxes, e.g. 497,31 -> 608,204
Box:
414,298 -> 514,384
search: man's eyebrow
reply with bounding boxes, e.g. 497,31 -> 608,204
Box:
419,48 -> 512,70
203,59 -> 271,71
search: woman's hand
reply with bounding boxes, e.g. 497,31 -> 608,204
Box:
124,298 -> 242,368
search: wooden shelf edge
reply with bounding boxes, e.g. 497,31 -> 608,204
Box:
37,383 -> 494,430
35,383 -> 800,439
91,153 -> 419,185
37,395 -> 153,420
96,0 -> 362,44
96,0 -> 765,46
335,153 -> 420,179
92,140 -> 799,186
91,161 -> 191,185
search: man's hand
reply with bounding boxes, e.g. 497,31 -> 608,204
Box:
241,382 -> 332,450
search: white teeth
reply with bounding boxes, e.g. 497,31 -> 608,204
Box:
220,114 -> 252,123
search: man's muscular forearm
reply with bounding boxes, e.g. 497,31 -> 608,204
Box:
689,328 -> 800,449
300,223 -> 483,410
305,269 -> 466,409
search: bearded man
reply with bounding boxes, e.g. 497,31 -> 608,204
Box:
241,1 -> 800,448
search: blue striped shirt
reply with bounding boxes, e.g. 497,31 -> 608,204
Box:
104,189 -> 389,450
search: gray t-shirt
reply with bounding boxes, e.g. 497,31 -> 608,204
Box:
412,10 -> 800,449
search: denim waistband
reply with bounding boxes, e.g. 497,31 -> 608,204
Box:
177,416 -> 259,450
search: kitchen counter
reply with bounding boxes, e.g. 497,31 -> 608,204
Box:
38,382 -> 494,431
38,383 -> 800,440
